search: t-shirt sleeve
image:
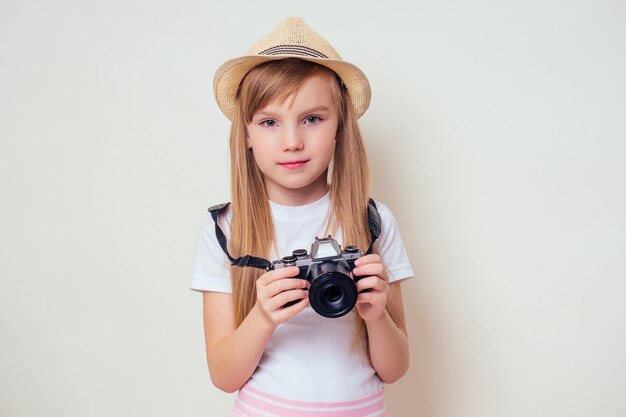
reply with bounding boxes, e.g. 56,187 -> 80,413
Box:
374,201 -> 415,283
190,212 -> 232,293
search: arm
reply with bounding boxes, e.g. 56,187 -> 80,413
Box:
354,255 -> 410,383
202,266 -> 308,392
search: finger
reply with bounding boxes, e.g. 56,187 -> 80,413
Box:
356,291 -> 383,304
281,288 -> 310,308
257,285 -> 307,313
258,267 -> 301,285
273,296 -> 309,322
356,276 -> 387,293
267,287 -> 309,311
266,277 -> 309,298
354,254 -> 381,267
353,263 -> 387,280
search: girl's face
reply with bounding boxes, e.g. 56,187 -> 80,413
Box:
246,71 -> 339,206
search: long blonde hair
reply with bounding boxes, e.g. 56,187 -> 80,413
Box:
228,58 -> 371,326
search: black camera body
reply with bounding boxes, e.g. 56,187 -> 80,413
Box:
272,235 -> 363,318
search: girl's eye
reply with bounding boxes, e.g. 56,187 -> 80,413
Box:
260,119 -> 277,127
305,116 -> 321,124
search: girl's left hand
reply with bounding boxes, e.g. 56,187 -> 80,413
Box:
352,254 -> 389,322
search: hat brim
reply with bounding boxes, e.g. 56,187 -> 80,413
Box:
213,54 -> 371,120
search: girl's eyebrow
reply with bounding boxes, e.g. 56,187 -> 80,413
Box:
252,111 -> 277,119
253,105 -> 332,120
299,105 -> 331,114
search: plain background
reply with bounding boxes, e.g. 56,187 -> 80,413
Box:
1,0 -> 625,416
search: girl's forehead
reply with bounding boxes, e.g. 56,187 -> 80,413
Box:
256,72 -> 339,115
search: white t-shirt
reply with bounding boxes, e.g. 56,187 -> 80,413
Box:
191,192 -> 414,402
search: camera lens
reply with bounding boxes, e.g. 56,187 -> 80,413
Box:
323,286 -> 342,302
307,260 -> 357,318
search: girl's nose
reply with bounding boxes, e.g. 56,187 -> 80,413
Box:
281,126 -> 304,151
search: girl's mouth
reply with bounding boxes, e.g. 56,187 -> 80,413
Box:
278,160 -> 309,169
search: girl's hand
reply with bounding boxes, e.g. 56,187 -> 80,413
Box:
254,266 -> 309,327
353,254 -> 389,322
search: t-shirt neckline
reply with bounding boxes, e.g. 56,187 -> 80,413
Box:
269,191 -> 331,222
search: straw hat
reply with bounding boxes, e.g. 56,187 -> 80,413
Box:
213,17 -> 371,120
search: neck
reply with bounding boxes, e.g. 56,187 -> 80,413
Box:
266,180 -> 329,206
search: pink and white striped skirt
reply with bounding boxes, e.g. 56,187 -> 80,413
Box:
228,385 -> 390,417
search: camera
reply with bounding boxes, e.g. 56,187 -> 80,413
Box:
272,235 -> 363,318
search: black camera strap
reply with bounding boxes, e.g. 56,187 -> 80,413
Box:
207,198 -> 381,271
207,202 -> 273,271
365,198 -> 381,255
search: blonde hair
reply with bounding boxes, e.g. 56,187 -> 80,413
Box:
228,58 -> 372,327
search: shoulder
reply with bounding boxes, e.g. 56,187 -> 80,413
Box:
191,203 -> 233,293
370,199 -> 399,232
370,199 -> 392,217
208,201 -> 231,216
207,201 -> 232,220
203,201 -> 232,232
370,198 -> 414,283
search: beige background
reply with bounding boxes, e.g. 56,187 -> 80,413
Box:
1,0 -> 625,416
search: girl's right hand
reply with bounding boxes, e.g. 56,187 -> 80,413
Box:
254,266 -> 309,327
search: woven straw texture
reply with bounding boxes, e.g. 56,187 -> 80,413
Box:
213,17 -> 371,120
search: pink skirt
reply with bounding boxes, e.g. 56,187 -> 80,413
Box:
229,385 -> 390,417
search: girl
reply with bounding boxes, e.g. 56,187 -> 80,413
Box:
192,17 -> 414,417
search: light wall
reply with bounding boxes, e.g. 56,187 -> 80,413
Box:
1,1 -> 625,416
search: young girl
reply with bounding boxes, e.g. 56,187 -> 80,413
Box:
192,17 -> 414,417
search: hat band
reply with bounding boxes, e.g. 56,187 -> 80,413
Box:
258,45 -> 328,59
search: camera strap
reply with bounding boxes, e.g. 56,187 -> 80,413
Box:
207,202 -> 273,271
207,198 -> 381,271
365,198 -> 381,255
